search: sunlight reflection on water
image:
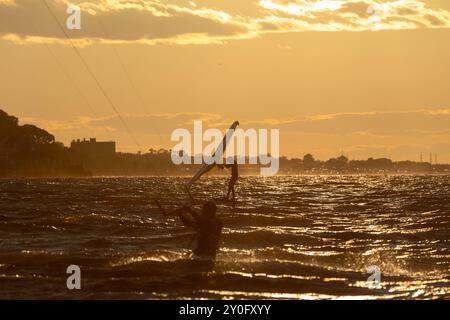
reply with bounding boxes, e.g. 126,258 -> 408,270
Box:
0,175 -> 449,299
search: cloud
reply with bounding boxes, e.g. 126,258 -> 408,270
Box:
22,112 -> 229,135
1,0 -> 450,46
24,108 -> 450,137
0,0 -> 253,46
247,109 -> 450,136
0,0 -> 15,5
21,109 -> 450,159
257,0 -> 450,32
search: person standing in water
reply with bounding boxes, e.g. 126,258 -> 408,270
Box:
154,200 -> 222,260
219,158 -> 239,201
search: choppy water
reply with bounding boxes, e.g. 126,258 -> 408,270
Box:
0,175 -> 449,299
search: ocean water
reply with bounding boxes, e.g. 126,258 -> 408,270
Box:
0,175 -> 449,299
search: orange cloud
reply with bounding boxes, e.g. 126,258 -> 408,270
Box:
21,109 -> 450,160
1,0 -> 449,46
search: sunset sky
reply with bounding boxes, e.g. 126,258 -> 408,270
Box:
1,0 -> 450,161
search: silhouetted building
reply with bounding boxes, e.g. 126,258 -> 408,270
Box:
70,138 -> 115,158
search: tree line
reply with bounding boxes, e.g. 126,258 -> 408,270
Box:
0,109 -> 88,177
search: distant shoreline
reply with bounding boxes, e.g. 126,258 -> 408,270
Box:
1,172 -> 449,179
2,109 -> 449,178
